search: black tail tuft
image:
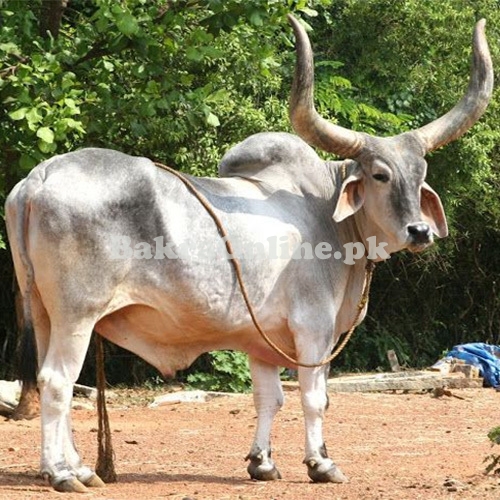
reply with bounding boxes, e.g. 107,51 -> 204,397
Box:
18,322 -> 38,388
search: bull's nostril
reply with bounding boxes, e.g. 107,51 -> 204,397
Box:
407,223 -> 431,243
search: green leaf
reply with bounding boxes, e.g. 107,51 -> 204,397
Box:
298,7 -> 318,17
95,15 -> 109,33
146,80 -> 159,95
488,426 -> 500,445
8,107 -> 28,120
205,89 -> 231,104
115,12 -> 139,36
186,46 -> 203,61
20,154 -> 37,171
38,139 -> 57,154
0,42 -> 21,55
111,4 -> 124,15
102,60 -> 114,71
36,127 -> 55,144
25,108 -> 43,128
64,98 -> 78,109
249,12 -> 263,26
206,112 -> 220,127
61,72 -> 76,90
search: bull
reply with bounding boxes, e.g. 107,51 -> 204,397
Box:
5,14 -> 493,492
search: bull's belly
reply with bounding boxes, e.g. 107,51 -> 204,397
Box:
95,302 -> 298,376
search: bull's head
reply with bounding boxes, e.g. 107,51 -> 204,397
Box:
288,15 -> 493,255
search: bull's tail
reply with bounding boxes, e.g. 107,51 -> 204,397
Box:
16,181 -> 39,384
5,173 -> 43,419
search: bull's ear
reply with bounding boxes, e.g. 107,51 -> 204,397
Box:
421,182 -> 448,238
333,174 -> 365,222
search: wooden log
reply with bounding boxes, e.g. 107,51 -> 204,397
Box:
326,371 -> 483,393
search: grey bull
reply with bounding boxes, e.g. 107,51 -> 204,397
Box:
5,15 -> 493,492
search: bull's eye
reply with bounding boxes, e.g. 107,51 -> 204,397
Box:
372,173 -> 390,183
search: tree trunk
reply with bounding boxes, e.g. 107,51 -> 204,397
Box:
39,0 -> 68,39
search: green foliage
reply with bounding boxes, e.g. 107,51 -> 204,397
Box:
1,0 -> 500,382
0,12 -> 88,178
0,0 -> 391,382
485,426 -> 500,475
0,0 -> 300,380
315,0 -> 500,371
488,427 -> 500,446
187,351 -> 252,393
0,0 -> 294,184
314,60 -> 410,136
336,323 -> 412,372
321,0 -> 500,228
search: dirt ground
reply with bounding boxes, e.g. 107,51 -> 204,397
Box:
0,385 -> 499,500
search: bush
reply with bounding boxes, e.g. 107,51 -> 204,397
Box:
187,351 -> 252,393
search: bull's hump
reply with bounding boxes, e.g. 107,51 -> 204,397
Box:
218,132 -> 325,193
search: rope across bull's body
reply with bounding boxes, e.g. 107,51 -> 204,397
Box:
153,161 -> 375,368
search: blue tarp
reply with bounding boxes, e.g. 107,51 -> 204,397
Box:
443,343 -> 500,388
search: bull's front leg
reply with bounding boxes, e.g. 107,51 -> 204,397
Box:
245,356 -> 283,480
298,365 -> 347,483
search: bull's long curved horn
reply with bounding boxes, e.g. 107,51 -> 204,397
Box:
413,19 -> 494,152
288,14 -> 364,158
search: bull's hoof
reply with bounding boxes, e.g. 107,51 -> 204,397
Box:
82,473 -> 106,488
52,477 -> 88,493
247,460 -> 282,481
9,408 -> 39,421
9,385 -> 40,421
306,460 -> 348,483
8,411 -> 40,420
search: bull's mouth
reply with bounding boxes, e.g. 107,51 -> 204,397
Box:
406,240 -> 433,253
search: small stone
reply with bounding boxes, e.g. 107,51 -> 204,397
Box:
443,478 -> 467,490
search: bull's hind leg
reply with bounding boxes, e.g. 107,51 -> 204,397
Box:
245,357 -> 283,480
38,319 -> 104,492
298,365 -> 347,483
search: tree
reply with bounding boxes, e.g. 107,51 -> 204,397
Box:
39,0 -> 68,38
0,0 -> 342,382
2,0 -> 498,384
317,0 -> 500,368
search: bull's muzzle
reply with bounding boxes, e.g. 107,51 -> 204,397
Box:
407,222 -> 432,250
